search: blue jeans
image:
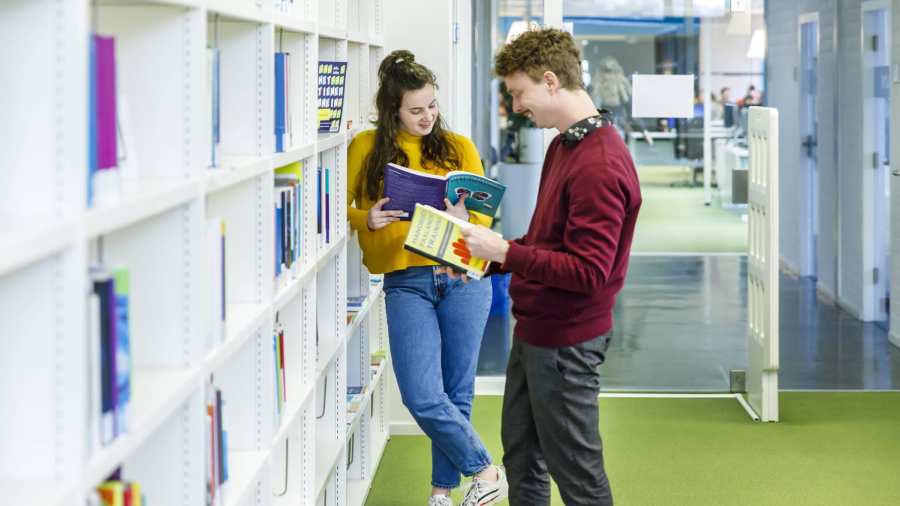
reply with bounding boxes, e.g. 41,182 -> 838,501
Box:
384,266 -> 493,489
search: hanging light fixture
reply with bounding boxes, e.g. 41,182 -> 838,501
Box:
747,28 -> 767,59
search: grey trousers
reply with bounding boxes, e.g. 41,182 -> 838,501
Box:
501,335 -> 613,506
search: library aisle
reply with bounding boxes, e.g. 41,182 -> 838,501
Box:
0,1 -> 390,505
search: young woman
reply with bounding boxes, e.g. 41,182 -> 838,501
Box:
347,50 -> 507,506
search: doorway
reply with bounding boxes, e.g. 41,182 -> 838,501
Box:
862,1 -> 891,325
799,14 -> 819,278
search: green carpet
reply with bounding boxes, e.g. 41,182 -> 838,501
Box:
366,393 -> 900,506
632,165 -> 747,254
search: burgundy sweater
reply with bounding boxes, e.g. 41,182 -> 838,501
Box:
496,125 -> 641,347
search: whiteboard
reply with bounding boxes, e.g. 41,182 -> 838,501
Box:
631,74 -> 695,118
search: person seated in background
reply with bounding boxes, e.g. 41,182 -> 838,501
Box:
738,85 -> 761,108
720,86 -> 732,105
710,92 -> 723,121
713,86 -> 732,120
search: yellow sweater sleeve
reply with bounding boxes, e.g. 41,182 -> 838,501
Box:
347,132 -> 374,233
454,134 -> 494,229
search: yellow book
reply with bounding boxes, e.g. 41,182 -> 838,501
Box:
97,482 -> 125,506
129,483 -> 142,506
403,204 -> 494,279
275,161 -> 303,180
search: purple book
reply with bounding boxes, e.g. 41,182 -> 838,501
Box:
381,163 -> 446,220
95,35 -> 118,169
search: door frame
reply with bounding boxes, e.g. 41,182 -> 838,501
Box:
861,0 -> 892,322
797,12 -> 820,279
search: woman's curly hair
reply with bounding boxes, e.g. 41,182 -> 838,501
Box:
494,27 -> 584,90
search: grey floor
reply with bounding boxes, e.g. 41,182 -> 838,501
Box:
606,255 -> 900,391
478,255 -> 900,391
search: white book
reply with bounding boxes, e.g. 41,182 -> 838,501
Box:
87,293 -> 102,455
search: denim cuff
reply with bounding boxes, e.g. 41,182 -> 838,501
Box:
432,479 -> 461,489
462,453 -> 493,477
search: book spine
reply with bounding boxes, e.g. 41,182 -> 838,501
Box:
104,278 -> 118,440
274,196 -> 284,277
215,389 -> 225,485
285,53 -> 291,146
278,328 -> 286,402
220,222 -> 226,328
281,191 -> 290,269
274,53 -> 286,153
325,167 -> 331,244
295,182 -> 302,261
88,35 -> 98,205
316,167 -> 323,243
96,36 -> 118,169
88,293 -> 102,453
210,48 -> 221,167
273,334 -> 281,417
113,269 -> 131,436
207,384 -> 217,505
222,429 -> 229,483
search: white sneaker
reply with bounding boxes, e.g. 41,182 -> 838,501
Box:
460,466 -> 509,506
428,494 -> 453,506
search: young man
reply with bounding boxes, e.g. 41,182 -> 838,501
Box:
462,28 -> 642,506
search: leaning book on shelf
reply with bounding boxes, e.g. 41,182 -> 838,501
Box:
403,204 -> 496,279
382,163 -> 506,220
89,266 -> 131,446
273,321 -> 287,419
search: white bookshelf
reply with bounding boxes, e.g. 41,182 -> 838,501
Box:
0,1 -> 389,506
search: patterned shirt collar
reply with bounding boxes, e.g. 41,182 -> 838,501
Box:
561,109 -> 614,146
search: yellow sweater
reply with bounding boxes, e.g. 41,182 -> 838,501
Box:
347,128 -> 491,274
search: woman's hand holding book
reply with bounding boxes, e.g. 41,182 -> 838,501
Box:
367,197 -> 408,230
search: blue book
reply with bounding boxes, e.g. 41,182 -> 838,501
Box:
274,53 -> 286,152
275,199 -> 284,276
222,430 -> 229,482
91,270 -> 116,444
317,61 -> 347,133
215,389 -> 225,485
210,48 -> 221,166
316,167 -> 322,237
88,36 -> 98,206
381,163 -> 506,220
325,167 -> 330,244
113,268 -> 131,437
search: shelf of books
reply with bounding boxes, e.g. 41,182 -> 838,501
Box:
0,0 -> 388,505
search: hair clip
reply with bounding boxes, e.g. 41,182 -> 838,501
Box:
395,58 -> 404,64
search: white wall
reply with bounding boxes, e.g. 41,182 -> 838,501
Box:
699,15 -> 766,99
766,0 -> 863,315
767,0 -> 900,327
384,0 -> 473,138
836,0 -> 866,318
765,0 -> 804,276
891,0 -> 900,345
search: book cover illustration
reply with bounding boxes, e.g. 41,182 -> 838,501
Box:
317,61 -> 347,133
381,163 -> 505,220
403,203 -> 494,279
